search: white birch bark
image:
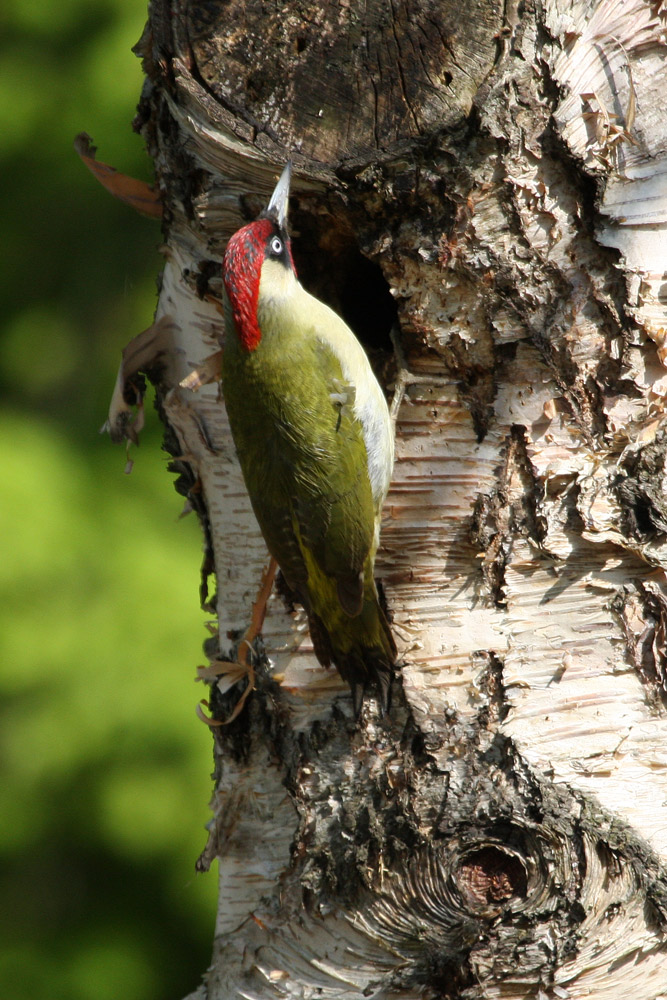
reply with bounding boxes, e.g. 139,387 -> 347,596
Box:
105,1 -> 667,996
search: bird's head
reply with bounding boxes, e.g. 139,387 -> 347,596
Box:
222,162 -> 296,352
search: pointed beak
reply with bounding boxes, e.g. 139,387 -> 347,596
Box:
263,161 -> 291,229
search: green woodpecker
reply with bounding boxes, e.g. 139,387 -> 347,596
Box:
221,163 -> 396,712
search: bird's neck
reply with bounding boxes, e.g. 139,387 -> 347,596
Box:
226,259 -> 298,353
258,258 -> 298,308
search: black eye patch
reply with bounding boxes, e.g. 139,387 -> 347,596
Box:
265,227 -> 292,266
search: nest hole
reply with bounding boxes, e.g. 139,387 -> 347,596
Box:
290,210 -> 397,355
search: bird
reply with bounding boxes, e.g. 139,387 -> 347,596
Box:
220,162 -> 396,713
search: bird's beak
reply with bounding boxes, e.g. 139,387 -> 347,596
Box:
264,161 -> 291,230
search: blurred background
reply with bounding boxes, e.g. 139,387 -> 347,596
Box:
0,1 -> 218,997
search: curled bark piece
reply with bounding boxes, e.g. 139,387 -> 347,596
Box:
104,315 -> 180,445
75,132 -> 163,217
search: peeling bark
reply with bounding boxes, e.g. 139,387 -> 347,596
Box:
106,1 -> 667,996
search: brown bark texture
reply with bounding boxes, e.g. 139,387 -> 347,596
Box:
107,1 -> 667,997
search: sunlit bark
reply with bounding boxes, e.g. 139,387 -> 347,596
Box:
108,1 -> 667,996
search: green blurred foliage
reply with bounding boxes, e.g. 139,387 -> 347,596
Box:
0,0 -> 218,997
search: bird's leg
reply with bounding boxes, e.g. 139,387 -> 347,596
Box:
197,556 -> 278,726
228,555 -> 279,716
389,325 -> 457,425
239,556 -> 279,666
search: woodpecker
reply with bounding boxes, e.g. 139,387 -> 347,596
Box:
221,162 -> 396,712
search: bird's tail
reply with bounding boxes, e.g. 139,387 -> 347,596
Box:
308,578 -> 397,714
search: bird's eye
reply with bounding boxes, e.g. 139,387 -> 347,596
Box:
270,236 -> 283,255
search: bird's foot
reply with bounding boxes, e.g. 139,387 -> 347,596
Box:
196,556 -> 278,726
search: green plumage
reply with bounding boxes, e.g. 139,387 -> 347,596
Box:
222,285 -> 395,708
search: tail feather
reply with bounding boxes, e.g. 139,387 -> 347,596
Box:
307,591 -> 396,712
286,527 -> 396,710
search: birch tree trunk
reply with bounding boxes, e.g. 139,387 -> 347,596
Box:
106,1 -> 667,996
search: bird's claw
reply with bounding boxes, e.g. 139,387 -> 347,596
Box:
197,557 -> 278,725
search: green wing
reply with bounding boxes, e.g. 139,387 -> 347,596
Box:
222,330 -> 376,616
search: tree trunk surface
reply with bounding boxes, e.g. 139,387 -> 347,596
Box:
108,1 -> 667,997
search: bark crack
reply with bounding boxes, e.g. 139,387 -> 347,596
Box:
470,424 -> 547,606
